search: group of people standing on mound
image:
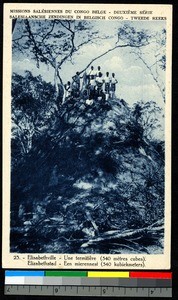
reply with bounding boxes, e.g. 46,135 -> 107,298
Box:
64,65 -> 118,105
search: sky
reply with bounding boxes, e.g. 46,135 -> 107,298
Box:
12,19 -> 166,110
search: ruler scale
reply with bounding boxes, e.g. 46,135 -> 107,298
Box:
4,271 -> 172,297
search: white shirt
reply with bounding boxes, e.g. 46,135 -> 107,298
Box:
104,76 -> 111,84
89,70 -> 96,86
111,77 -> 118,84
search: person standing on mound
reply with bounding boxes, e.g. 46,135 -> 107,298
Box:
104,72 -> 110,101
110,73 -> 118,99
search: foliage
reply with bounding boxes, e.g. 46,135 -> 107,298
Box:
11,71 -> 57,158
12,21 -> 166,103
10,73 -> 164,254
117,25 -> 151,47
13,20 -> 103,84
130,27 -> 166,102
131,100 -> 163,141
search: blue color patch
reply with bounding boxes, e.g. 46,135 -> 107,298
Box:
5,271 -> 45,277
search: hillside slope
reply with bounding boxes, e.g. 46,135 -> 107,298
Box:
10,94 -> 164,254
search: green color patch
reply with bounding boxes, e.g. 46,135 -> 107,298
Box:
45,271 -> 87,277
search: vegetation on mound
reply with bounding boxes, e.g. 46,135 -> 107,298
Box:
10,72 -> 164,254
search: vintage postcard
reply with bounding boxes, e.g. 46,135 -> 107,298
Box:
2,3 -> 172,269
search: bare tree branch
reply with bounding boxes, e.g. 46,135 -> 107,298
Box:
133,50 -> 165,102
42,20 -> 56,42
78,42 -> 148,75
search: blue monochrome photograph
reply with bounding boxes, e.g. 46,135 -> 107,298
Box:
10,18 -> 166,254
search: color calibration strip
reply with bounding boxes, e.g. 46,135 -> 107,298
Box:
5,271 -> 172,286
5,271 -> 172,297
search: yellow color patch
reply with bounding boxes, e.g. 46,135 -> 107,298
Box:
88,272 -> 130,278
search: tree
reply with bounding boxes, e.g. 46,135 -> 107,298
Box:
78,24 -> 151,74
79,25 -> 166,103
129,28 -> 166,102
13,21 -> 166,103
12,19 -> 106,86
11,71 -> 57,157
12,22 -> 151,83
131,100 -> 163,141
